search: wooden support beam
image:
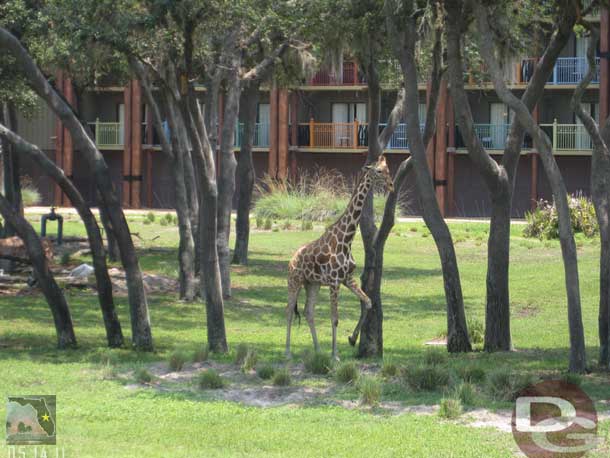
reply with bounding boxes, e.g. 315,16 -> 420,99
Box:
289,92 -> 298,181
269,85 -> 279,177
530,104 -> 540,211
278,89 -> 289,180
434,79 -> 448,216
122,81 -> 132,208
425,81 -> 436,174
131,80 -> 142,208
446,89 -> 456,217
147,150 -> 153,208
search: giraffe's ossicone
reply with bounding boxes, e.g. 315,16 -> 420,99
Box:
285,155 -> 394,360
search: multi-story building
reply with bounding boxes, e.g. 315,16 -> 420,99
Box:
15,6 -> 608,217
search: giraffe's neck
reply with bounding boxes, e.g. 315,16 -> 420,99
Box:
332,171 -> 374,246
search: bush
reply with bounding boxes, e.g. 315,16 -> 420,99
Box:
234,343 -> 249,365
134,367 -> 153,384
358,376 -> 382,406
241,349 -> 258,373
303,351 -> 332,375
256,215 -> 264,229
192,346 -> 209,363
456,365 -> 487,384
253,169 -> 388,223
60,252 -> 71,266
301,219 -> 314,231
145,211 -> 156,223
264,218 -> 273,230
272,368 -> 291,386
402,365 -> 450,391
423,348 -> 448,366
438,397 -> 463,419
381,360 -> 398,378
486,369 -> 535,401
335,361 -> 359,384
524,193 -> 598,240
256,364 -> 275,380
455,382 -> 477,406
168,350 -> 188,371
197,369 -> 225,389
562,372 -> 582,386
21,185 -> 41,207
467,318 -> 484,345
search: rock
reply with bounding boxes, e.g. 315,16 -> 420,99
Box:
69,263 -> 94,278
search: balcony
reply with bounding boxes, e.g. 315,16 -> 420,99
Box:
519,57 -> 600,85
234,122 -> 271,148
308,62 -> 366,86
457,122 -> 593,152
297,121 -> 424,150
88,121 -> 123,149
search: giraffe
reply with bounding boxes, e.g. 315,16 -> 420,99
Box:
285,155 -> 394,360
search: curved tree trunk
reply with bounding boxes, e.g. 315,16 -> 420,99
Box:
0,102 -> 22,246
216,57 -> 241,298
0,27 -> 153,351
98,202 -> 120,262
0,124 -> 123,347
232,83 -> 258,265
0,194 -> 76,348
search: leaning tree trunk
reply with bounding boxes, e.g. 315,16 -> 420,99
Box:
98,201 -> 120,262
232,82 -> 259,265
0,27 -> 153,351
216,58 -> 241,298
0,193 -> 76,348
399,20 -> 471,353
0,124 -> 123,347
1,102 -> 22,239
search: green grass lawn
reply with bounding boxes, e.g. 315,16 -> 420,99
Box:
0,213 -> 609,457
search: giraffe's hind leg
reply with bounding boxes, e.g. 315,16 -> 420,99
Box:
330,284 -> 340,361
285,276 -> 302,359
304,282 -> 321,352
344,277 -> 372,346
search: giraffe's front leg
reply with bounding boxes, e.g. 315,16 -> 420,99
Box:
344,277 -> 372,346
330,284 -> 340,361
285,287 -> 299,359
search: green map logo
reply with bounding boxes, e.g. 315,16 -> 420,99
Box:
6,396 -> 56,445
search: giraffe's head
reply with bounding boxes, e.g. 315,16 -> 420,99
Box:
364,155 -> 394,193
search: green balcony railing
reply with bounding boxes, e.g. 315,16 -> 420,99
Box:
89,120 -> 123,149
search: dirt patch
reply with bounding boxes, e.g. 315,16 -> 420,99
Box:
513,302 -> 540,318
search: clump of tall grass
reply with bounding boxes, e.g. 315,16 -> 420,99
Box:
253,168 -> 387,223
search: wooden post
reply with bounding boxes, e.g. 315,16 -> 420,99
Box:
353,62 -> 359,85
309,117 -> 315,148
601,8 -> 610,125
131,80 -> 143,208
61,77 -> 75,207
516,61 -> 522,84
147,150 -> 153,208
425,81 -> 436,174
530,104 -> 540,211
54,72 -> 65,207
446,89 -> 456,217
434,79 -> 448,216
278,89 -> 289,180
269,85 -> 279,177
353,119 -> 359,148
290,92 -> 298,181
122,81 -> 133,208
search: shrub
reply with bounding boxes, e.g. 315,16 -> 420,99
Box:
455,382 -> 477,406
197,369 -> 225,389
402,365 -> 450,391
282,220 -> 292,230
335,361 -> 359,384
241,349 -> 258,372
562,372 -> 582,386
456,365 -> 487,384
301,219 -> 314,231
264,218 -> 273,230
438,397 -> 463,419
256,364 -> 275,380
423,348 -> 448,366
168,350 -> 188,371
303,351 -> 332,375
146,211 -> 156,223
467,318 -> 484,345
486,369 -> 535,401
256,215 -> 264,229
524,193 -> 598,240
359,376 -> 382,406
234,343 -> 249,365
60,252 -> 71,266
272,368 -> 291,386
21,183 -> 41,207
381,360 -> 398,378
134,367 -> 153,384
192,346 -> 209,363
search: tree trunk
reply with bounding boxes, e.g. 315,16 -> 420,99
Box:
232,83 -> 258,265
0,193 -> 76,348
1,102 -> 22,242
216,58 -> 241,298
0,124 -> 123,346
0,28 -> 154,351
98,201 -> 120,262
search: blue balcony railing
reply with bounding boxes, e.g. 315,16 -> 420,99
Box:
521,57 -> 600,85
